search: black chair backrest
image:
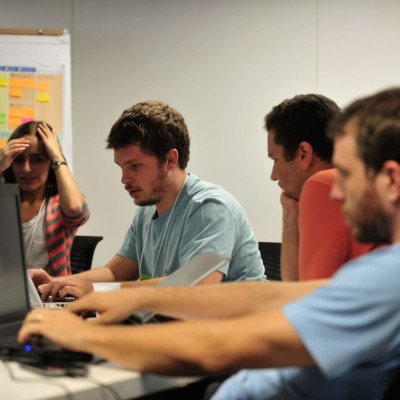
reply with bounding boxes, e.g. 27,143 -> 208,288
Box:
70,235 -> 103,274
382,365 -> 400,399
258,241 -> 281,281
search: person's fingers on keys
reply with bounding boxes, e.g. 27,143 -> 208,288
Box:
41,281 -> 55,300
59,285 -> 83,300
51,280 -> 67,300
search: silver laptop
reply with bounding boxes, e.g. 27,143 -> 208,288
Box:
28,252 -> 229,314
125,252 -> 230,324
27,272 -> 71,309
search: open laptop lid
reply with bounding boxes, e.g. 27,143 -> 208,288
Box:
0,184 -> 30,325
127,252 -> 230,324
0,184 -> 92,367
27,272 -> 44,309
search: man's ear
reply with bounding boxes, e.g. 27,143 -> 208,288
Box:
298,141 -> 314,170
381,160 -> 400,203
165,148 -> 179,170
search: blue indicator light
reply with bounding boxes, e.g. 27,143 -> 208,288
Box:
25,344 -> 32,352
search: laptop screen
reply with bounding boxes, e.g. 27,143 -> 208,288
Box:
0,184 -> 30,322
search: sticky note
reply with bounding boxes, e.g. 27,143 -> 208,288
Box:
37,81 -> 51,91
10,78 -> 23,88
10,88 -> 23,97
21,108 -> 34,118
0,78 -> 8,87
9,108 -> 22,117
37,92 -> 50,102
22,117 -> 34,124
23,79 -> 35,89
8,116 -> 21,127
0,114 -> 6,124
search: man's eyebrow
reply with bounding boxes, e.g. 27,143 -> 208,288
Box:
115,158 -> 143,166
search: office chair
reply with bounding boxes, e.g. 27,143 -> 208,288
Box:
70,235 -> 103,274
381,364 -> 400,400
258,241 -> 281,281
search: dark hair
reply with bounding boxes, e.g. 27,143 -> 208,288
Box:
265,94 -> 340,162
329,87 -> 400,173
3,121 -> 58,196
106,100 -> 190,169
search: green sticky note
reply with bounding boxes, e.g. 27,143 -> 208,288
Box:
0,114 -> 6,124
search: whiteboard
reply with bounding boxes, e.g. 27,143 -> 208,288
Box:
0,31 -> 72,165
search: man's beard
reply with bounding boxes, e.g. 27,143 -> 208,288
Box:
349,186 -> 392,244
135,168 -> 168,207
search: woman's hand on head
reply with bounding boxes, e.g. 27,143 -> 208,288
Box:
0,139 -> 30,173
36,123 -> 63,162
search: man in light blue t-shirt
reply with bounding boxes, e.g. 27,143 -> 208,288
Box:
20,88 -> 400,400
31,99 -> 265,300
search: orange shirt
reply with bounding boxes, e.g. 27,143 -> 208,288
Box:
298,169 -> 380,280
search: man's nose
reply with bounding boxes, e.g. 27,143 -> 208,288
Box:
270,165 -> 278,181
121,168 -> 132,185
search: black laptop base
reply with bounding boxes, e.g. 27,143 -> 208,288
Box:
0,335 -> 93,368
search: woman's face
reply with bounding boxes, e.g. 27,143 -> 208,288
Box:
11,135 -> 51,194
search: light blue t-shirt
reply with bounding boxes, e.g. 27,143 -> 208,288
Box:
213,244 -> 400,399
118,173 -> 265,281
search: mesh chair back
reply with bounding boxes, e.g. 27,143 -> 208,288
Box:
70,235 -> 103,274
258,241 -> 281,281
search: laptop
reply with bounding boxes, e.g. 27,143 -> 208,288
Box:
125,251 -> 230,324
27,272 -> 73,309
0,184 -> 92,367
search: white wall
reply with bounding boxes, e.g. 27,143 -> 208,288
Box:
1,0 -> 400,267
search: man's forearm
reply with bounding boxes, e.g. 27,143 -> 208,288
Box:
76,266 -> 116,282
281,206 -> 300,281
84,309 -> 314,375
129,280 -> 325,321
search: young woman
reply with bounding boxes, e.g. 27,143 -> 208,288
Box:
0,121 -> 90,276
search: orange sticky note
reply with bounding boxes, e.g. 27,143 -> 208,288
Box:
23,79 -> 35,89
10,88 -> 23,97
37,81 -> 51,91
9,108 -> 23,118
8,116 -> 21,127
10,78 -> 23,88
0,139 -> 7,148
21,108 -> 35,118
37,92 -> 50,102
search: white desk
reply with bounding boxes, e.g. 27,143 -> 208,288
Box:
0,360 -> 199,399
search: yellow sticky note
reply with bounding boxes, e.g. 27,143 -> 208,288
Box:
10,88 -> 23,98
37,92 -> 50,102
37,81 -> 51,91
0,78 -> 8,87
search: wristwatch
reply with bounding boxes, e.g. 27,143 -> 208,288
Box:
51,160 -> 68,170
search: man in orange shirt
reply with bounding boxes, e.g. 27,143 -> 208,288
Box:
266,94 -> 377,280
